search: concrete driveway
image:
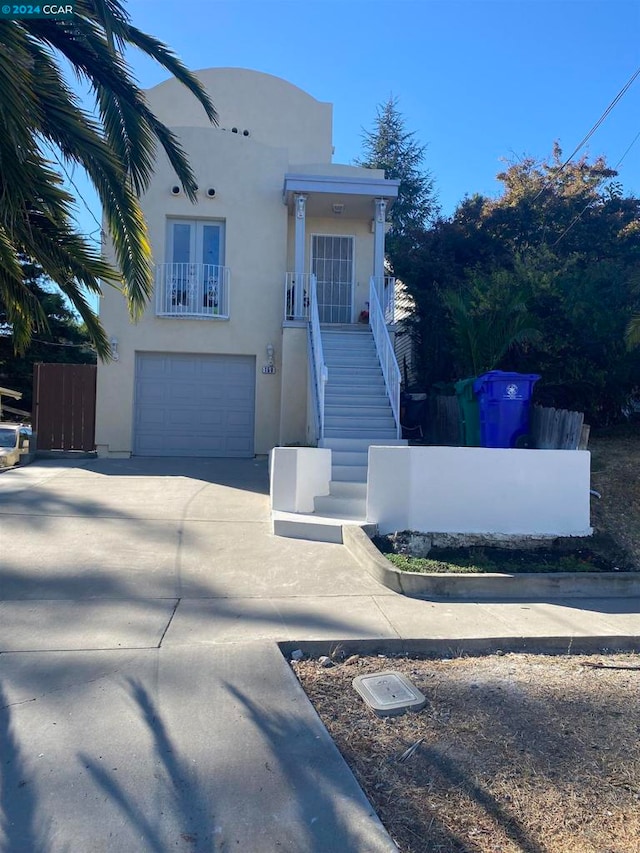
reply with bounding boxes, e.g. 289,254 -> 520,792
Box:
0,457 -> 398,852
2,457 -> 637,852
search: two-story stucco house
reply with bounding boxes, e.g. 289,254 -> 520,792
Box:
95,68 -> 400,469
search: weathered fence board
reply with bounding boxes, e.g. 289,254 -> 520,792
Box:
428,395 -> 461,445
531,405 -> 585,450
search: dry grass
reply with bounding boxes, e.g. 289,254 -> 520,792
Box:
293,433 -> 640,852
294,653 -> 640,853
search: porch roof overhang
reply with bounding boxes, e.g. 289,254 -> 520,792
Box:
283,173 -> 400,218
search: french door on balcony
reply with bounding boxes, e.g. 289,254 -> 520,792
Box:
167,219 -> 225,313
311,235 -> 354,324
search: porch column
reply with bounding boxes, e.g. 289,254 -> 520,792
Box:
373,197 -> 387,287
294,193 -> 307,317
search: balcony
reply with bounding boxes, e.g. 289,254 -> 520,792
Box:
155,263 -> 230,319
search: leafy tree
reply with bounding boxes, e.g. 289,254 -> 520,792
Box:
0,262 -> 96,412
402,145 -> 640,424
443,274 -> 541,377
357,96 -> 438,257
0,0 -> 216,358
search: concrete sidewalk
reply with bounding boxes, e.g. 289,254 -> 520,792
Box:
0,458 -> 638,852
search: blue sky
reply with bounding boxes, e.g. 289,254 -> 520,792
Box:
73,0 -> 640,242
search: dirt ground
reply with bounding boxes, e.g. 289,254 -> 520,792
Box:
294,653 -> 640,853
293,431 -> 640,852
590,429 -> 640,567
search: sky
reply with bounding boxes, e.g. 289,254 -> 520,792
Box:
71,0 -> 640,252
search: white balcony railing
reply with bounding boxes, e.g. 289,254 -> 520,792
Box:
156,263 -> 230,318
284,272 -> 312,322
369,277 -> 401,438
371,276 -> 396,324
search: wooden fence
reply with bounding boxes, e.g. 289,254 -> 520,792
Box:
33,363 -> 97,451
530,405 -> 588,450
425,397 -> 587,449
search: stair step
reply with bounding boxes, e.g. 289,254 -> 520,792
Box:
324,428 -> 399,440
324,357 -> 380,368
329,481 -> 367,498
325,415 -> 396,429
331,465 -> 367,482
325,404 -> 392,417
323,341 -> 377,350
272,511 -> 376,544
326,378 -> 386,388
314,494 -> 366,516
325,396 -> 388,408
331,450 -> 369,466
320,437 -> 407,451
324,392 -> 389,406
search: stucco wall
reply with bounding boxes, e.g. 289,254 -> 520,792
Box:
96,124 -> 289,455
96,68 -> 392,457
367,446 -> 592,537
145,67 -> 333,164
279,327 -> 309,446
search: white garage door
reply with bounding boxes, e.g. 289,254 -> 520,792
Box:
134,353 -> 255,457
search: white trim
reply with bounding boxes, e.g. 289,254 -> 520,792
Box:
309,232 -> 356,324
284,173 -> 400,202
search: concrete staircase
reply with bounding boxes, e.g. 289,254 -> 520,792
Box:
273,325 -> 405,542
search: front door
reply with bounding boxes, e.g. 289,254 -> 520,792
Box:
311,235 -> 354,324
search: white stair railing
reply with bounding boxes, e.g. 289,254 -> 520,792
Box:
369,277 -> 401,438
308,275 -> 328,439
371,276 -> 396,324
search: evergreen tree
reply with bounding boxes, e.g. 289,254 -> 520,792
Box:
357,96 -> 438,258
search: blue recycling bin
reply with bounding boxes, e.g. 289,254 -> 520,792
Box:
472,371 -> 540,448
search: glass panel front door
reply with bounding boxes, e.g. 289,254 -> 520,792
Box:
169,220 -> 224,267
311,235 -> 354,324
167,220 -> 225,312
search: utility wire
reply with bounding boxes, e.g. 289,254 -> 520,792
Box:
552,127 -> 640,247
49,148 -> 103,234
534,65 -> 640,202
31,337 -> 95,348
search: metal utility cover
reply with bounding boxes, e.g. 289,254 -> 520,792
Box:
352,671 -> 426,717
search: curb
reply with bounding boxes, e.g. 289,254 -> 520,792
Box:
279,636 -> 640,659
342,525 -> 640,600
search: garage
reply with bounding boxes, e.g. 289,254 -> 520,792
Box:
133,353 -> 256,457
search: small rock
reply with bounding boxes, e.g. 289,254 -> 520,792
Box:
290,649 -> 304,661
344,654 -> 360,666
319,656 -> 333,668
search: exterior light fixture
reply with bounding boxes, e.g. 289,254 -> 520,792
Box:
110,337 -> 119,361
332,203 -> 344,215
263,344 -> 276,375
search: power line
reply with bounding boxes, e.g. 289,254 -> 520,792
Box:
534,65 -> 640,202
31,337 -> 96,349
49,148 -> 103,234
552,127 -> 640,248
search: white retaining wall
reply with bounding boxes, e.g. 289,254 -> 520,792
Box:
367,446 -> 592,537
270,447 -> 331,513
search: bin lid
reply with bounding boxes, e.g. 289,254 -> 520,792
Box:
473,371 -> 541,397
454,377 -> 478,398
